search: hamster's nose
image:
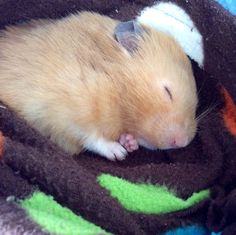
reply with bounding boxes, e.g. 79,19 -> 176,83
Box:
170,136 -> 188,148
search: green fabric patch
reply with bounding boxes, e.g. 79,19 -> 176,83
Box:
20,191 -> 109,235
98,174 -> 210,214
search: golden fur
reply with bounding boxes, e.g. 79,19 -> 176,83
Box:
0,12 -> 197,156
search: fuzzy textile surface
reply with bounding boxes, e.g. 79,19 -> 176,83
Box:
0,0 -> 236,235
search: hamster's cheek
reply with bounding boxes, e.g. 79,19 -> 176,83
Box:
137,137 -> 157,150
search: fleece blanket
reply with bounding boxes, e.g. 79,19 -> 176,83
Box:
0,0 -> 236,234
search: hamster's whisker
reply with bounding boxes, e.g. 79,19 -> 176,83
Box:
196,101 -> 219,122
196,78 -> 207,97
196,109 -> 212,122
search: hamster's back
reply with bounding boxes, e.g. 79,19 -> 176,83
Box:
0,12 -> 125,110
0,12 -> 125,144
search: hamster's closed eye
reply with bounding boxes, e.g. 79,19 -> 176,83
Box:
164,86 -> 173,101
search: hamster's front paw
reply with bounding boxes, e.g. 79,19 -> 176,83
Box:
119,133 -> 139,152
101,142 -> 127,161
84,136 -> 128,161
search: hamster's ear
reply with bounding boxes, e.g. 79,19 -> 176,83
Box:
114,20 -> 144,53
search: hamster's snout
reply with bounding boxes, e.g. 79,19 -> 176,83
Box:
157,122 -> 196,150
160,133 -> 191,150
163,123 -> 196,149
137,123 -> 196,151
168,135 -> 189,149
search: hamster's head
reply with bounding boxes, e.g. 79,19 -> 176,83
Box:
130,59 -> 198,150
135,78 -> 198,150
116,21 -> 198,150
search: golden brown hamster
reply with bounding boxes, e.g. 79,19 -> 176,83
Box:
0,12 -> 198,160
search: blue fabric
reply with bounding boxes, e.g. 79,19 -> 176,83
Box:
215,0 -> 236,15
164,225 -> 221,235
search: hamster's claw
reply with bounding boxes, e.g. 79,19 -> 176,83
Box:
104,142 -> 127,161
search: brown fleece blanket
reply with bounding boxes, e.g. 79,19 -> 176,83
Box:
0,1 -> 236,234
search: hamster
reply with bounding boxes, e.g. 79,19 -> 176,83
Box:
0,12 -> 198,161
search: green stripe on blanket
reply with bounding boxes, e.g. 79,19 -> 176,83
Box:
20,191 -> 109,235
98,174 -> 210,214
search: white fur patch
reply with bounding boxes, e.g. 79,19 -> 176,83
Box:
0,105 -> 6,109
137,2 -> 204,67
84,134 -> 127,160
